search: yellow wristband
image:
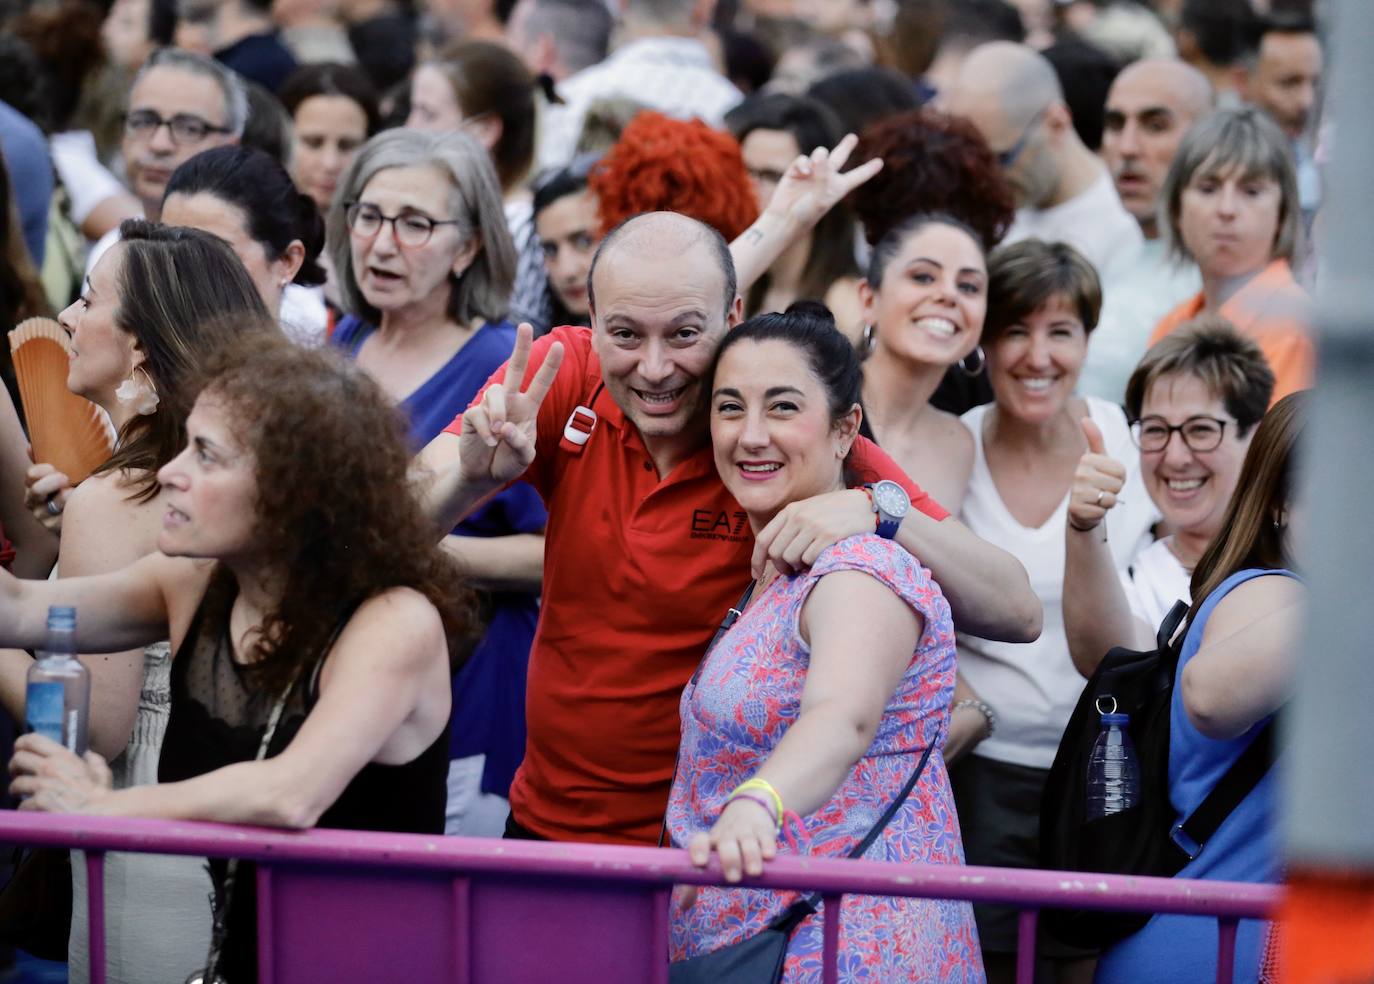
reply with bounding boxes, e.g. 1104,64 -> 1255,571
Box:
730,778 -> 784,825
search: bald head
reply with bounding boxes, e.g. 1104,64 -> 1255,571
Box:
1103,58 -> 1216,233
588,211 -> 737,316
950,41 -> 1064,131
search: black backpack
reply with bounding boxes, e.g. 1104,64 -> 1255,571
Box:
1039,599 -> 1275,950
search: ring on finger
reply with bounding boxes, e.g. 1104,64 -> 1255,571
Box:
1095,490 -> 1105,506
45,497 -> 63,517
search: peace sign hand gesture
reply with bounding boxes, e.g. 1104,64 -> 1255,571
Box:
459,323 -> 564,486
762,132 -> 884,233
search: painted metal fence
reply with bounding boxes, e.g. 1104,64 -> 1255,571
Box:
0,812 -> 1278,984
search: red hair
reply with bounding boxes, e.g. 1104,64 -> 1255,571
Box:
591,111 -> 759,241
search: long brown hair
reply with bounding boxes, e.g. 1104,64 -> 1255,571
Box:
97,220 -> 275,501
1189,392 -> 1305,618
189,336 -> 476,692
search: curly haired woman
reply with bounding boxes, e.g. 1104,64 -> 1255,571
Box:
4,335 -> 473,984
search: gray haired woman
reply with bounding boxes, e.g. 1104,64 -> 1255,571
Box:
326,127 -> 547,838
1147,106 -> 1312,402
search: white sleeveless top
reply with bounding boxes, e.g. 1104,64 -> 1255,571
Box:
957,396 -> 1159,769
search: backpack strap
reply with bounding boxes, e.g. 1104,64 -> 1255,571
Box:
1169,717 -> 1276,860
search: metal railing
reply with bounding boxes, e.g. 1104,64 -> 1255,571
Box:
0,812 -> 1278,983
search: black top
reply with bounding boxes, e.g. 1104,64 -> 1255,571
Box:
159,579 -> 450,983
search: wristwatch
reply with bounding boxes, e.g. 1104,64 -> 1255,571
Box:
865,480 -> 910,539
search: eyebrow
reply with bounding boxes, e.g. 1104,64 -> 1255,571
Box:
712,385 -> 806,399
907,257 -> 985,278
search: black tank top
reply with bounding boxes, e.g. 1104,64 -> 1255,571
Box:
159,580 -> 450,983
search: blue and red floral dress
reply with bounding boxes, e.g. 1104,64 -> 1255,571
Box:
667,535 -> 984,982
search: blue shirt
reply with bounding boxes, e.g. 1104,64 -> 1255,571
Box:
333,316 -> 547,796
1096,567 -> 1293,984
0,100 -> 51,267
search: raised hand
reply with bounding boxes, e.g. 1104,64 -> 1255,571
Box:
24,462 -> 73,535
1069,417 -> 1126,533
762,133 -> 883,233
458,323 -> 564,487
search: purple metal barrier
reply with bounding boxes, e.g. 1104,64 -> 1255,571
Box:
0,812 -> 1279,984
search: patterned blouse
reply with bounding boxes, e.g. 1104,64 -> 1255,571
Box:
666,535 -> 983,981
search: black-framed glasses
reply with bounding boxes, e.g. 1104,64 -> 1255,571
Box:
122,110 -> 230,145
1131,415 -> 1229,453
997,108 -> 1047,169
344,202 -> 462,248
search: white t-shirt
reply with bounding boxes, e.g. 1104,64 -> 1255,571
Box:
50,131 -> 126,228
1004,171 -> 1145,283
1121,535 -> 1192,632
957,396 -> 1159,770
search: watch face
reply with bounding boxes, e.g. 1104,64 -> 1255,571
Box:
873,480 -> 910,517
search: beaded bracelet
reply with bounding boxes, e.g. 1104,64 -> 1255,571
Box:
952,697 -> 997,739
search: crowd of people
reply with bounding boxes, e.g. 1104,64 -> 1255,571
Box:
0,0 -> 1325,980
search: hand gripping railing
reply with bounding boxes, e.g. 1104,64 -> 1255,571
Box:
0,812 -> 1278,984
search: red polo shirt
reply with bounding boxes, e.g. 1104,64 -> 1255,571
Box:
445,326 -> 946,843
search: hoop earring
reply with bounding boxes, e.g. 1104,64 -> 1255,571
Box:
115,366 -> 160,416
958,345 -> 986,377
862,323 -> 877,356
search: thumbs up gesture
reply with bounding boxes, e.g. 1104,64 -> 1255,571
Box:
1068,417 -> 1127,533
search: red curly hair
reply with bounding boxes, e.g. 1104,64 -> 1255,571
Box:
591,111 -> 759,241
853,109 -> 1017,251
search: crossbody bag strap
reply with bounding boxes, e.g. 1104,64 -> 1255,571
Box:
771,737 -> 937,932
658,581 -> 757,849
1170,718 -> 1276,861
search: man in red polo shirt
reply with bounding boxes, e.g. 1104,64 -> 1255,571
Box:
417,212 -> 1041,844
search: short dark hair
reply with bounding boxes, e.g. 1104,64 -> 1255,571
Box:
240,80 -> 294,169
279,62 -> 382,136
1180,0 -> 1262,67
711,300 -> 860,426
984,238 -> 1102,343
586,214 -> 737,319
531,153 -> 602,220
1124,316 -> 1274,436
941,0 -> 1027,49
1043,38 -> 1121,152
806,67 -> 919,139
165,145 -> 327,287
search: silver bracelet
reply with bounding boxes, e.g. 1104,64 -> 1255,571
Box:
952,698 -> 997,739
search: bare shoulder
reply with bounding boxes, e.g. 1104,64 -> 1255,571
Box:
335,587 -> 446,667
61,471 -> 164,573
1201,574 -> 1305,643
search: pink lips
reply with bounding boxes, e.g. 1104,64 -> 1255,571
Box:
736,461 -> 782,482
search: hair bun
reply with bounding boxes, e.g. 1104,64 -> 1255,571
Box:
784,299 -> 837,327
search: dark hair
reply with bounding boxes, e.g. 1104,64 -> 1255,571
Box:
1189,392 -> 1304,620
711,300 -> 861,426
853,108 -> 1016,250
347,16 -> 417,95
10,0 -> 106,131
718,28 -> 776,95
940,0 -> 1027,49
165,146 -> 327,287
98,220 -> 278,501
726,93 -> 859,312
1261,11 -> 1318,39
241,80 -> 293,167
531,153 -> 601,219
865,212 -> 986,290
1044,38 -> 1121,152
1124,316 -> 1274,437
0,151 -> 52,421
189,335 -> 475,693
806,67 -> 920,138
0,37 -> 52,132
587,214 -> 737,318
1180,0 -> 1262,67
279,62 -> 382,135
431,40 -> 538,192
984,238 -> 1102,343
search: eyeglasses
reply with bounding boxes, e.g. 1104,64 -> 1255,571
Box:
997,108 -> 1047,169
344,203 -> 462,248
122,110 -> 231,145
1131,415 -> 1230,453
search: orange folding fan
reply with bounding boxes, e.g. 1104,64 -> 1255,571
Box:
9,318 -> 116,485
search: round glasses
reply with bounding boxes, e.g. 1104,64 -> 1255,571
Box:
1131,415 -> 1229,453
344,202 -> 462,248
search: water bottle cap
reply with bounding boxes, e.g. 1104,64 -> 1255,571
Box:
1100,712 -> 1129,725
47,606 -> 76,631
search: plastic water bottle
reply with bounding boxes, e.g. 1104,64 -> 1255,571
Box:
25,606 -> 91,756
1085,711 -> 1140,820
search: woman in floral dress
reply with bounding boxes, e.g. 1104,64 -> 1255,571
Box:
666,302 -> 983,982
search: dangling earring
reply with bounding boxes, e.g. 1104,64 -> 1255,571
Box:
115,366 -> 160,416
862,323 -> 877,356
959,345 -> 987,377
